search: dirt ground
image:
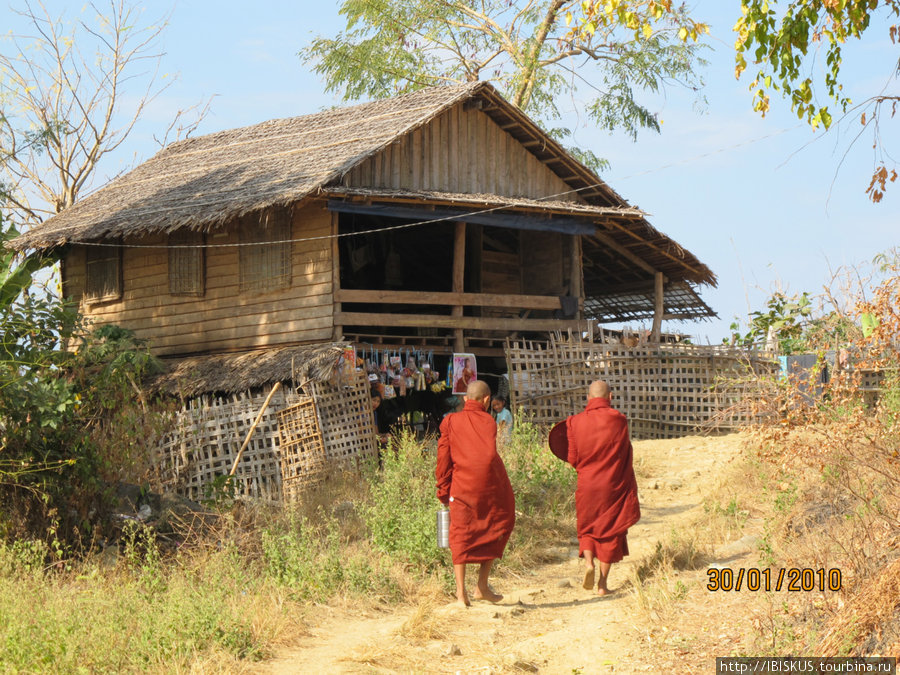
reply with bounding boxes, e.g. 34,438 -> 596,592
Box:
256,433 -> 768,674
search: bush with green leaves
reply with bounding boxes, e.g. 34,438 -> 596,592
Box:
262,510 -> 399,602
726,291 -> 815,353
503,412 -> 575,519
363,430 -> 444,569
0,226 -> 163,543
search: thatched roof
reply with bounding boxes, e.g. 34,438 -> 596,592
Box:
149,343 -> 348,397
10,80 -> 715,295
11,83 -> 512,250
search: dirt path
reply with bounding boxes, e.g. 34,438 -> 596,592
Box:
257,433 -> 758,674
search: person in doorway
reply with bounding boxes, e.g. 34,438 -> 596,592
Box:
565,380 -> 640,595
370,391 -> 391,448
436,380 -> 516,606
491,395 -> 513,442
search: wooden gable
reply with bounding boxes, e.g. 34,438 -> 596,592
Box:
342,103 -> 584,203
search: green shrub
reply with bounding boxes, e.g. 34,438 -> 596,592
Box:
503,413 -> 575,518
0,283 -> 164,546
261,511 -> 399,602
362,430 -> 444,569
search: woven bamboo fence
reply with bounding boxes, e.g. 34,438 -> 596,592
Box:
155,369 -> 378,503
277,396 -> 327,501
156,387 -> 298,502
277,369 -> 379,501
301,369 -> 379,470
505,335 -> 778,439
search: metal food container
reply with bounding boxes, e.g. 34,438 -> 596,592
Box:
436,505 -> 450,548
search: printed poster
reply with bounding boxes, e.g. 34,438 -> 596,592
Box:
451,353 -> 477,394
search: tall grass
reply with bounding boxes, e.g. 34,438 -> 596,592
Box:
363,430 -> 445,570
0,535 -> 294,672
0,417 -> 577,671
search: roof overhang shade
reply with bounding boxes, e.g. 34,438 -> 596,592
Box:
585,282 -> 716,322
327,199 -> 597,235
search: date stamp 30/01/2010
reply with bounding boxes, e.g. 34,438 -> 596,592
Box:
706,567 -> 842,592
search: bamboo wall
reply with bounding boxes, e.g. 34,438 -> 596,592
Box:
63,201 -> 334,356
155,387 -> 298,502
155,371 -> 378,503
343,104 -> 583,202
506,336 -> 778,439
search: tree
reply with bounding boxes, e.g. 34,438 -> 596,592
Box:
726,290 -> 815,353
734,1 -> 900,202
300,0 -> 710,167
0,0 -> 208,228
0,1 -> 180,545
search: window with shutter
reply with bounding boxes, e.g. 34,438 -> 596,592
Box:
169,230 -> 205,296
239,208 -> 292,293
85,243 -> 122,302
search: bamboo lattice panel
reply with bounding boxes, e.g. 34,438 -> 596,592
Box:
156,387 -> 297,502
506,336 -> 777,439
277,396 -> 328,501
304,369 -> 379,469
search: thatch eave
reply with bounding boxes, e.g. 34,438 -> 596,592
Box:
148,343 -> 350,398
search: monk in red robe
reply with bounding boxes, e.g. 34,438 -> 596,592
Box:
436,380 -> 516,606
565,380 -> 640,595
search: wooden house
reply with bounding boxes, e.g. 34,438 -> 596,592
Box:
12,81 -> 715,367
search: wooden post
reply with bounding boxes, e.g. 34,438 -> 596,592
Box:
452,220 -> 466,353
331,211 -> 343,341
229,381 -> 282,477
651,271 -> 664,343
571,234 -> 583,319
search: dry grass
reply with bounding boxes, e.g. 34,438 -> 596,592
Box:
817,557 -> 900,656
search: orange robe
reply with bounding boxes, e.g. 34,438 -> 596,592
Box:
565,397 -> 640,563
436,399 -> 516,564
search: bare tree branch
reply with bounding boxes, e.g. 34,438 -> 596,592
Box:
0,0 -> 210,225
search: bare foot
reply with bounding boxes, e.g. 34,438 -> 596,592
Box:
582,564 -> 595,590
596,586 -> 613,596
474,587 -> 503,603
456,592 -> 471,607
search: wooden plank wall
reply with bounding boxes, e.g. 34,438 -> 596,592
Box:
65,201 -> 334,356
521,230 -> 567,296
344,104 -> 584,203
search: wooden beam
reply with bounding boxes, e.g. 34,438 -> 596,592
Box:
327,200 -> 596,235
588,229 -> 657,276
334,288 -> 564,310
651,271 -> 664,343
335,311 -> 588,333
452,221 -> 465,353
331,211 -> 342,341
344,336 -> 507,358
597,216 -> 708,280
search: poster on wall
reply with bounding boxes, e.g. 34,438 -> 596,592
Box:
451,353 -> 477,394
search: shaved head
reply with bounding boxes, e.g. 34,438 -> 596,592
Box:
588,380 -> 611,400
466,379 -> 491,401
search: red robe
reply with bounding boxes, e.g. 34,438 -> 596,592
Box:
436,399 -> 516,564
565,397 -> 640,563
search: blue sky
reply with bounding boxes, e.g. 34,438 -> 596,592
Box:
7,1 -> 898,343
